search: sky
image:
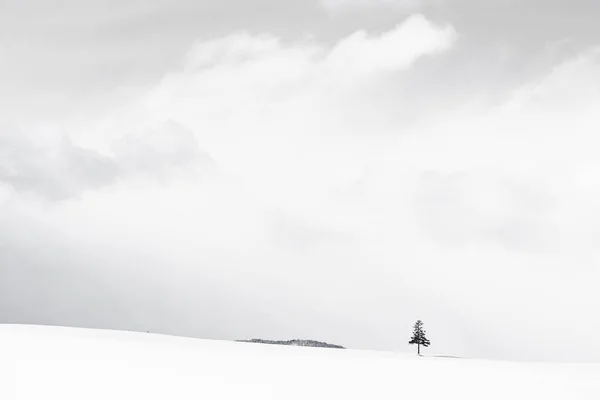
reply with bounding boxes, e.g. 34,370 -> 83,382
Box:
1,0 -> 600,362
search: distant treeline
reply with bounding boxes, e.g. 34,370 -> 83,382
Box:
237,339 -> 345,349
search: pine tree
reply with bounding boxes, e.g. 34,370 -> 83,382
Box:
408,320 -> 430,356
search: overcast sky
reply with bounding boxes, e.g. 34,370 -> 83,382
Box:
1,0 -> 600,362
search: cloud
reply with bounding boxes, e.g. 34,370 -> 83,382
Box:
325,15 -> 456,75
112,120 -> 217,177
122,15 -> 456,209
266,211 -> 355,252
0,121 -> 216,200
0,128 -> 119,200
414,170 -> 556,251
140,14 -> 455,123
374,46 -> 600,257
506,47 -> 600,113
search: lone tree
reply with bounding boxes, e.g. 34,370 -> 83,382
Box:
408,320 -> 430,356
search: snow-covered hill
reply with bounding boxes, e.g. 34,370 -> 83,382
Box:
2,325 -> 599,399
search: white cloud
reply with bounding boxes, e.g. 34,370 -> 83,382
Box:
111,120 -> 216,177
326,15 -> 456,75
120,15 -> 455,210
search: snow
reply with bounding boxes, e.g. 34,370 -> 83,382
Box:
2,325 -> 599,399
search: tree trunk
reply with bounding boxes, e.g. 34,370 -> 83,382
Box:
418,343 -> 420,355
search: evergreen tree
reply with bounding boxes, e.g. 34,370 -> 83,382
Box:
408,320 -> 430,356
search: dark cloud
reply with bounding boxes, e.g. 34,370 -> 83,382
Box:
0,121 -> 215,200
0,129 -> 119,200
